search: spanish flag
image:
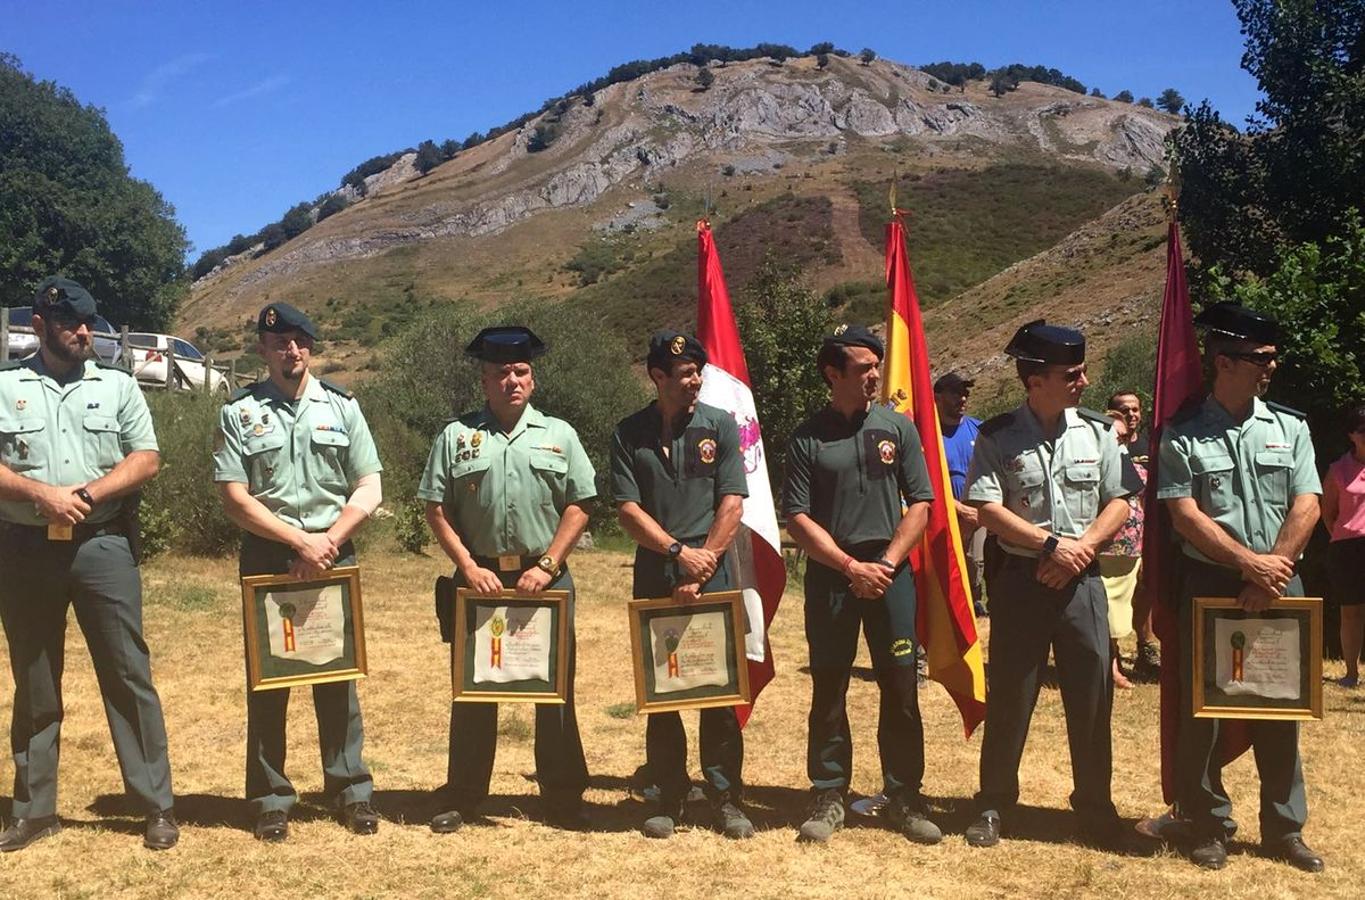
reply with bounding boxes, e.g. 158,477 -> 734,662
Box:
882,209 -> 986,736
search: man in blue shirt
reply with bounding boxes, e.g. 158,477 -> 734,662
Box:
935,373 -> 985,616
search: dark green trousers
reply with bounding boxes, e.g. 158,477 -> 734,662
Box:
240,535 -> 372,815
976,553 -> 1115,820
803,542 -> 923,801
632,546 -> 743,807
442,565 -> 588,813
1176,556 -> 1307,843
0,528 -> 173,818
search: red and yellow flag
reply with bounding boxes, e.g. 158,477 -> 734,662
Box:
882,211 -> 986,736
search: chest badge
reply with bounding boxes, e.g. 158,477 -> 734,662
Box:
15,399 -> 26,411
1210,475 -> 1223,490
254,423 -> 265,436
456,433 -> 466,449
878,439 -> 897,465
239,408 -> 252,425
471,431 -> 483,448
698,437 -> 717,464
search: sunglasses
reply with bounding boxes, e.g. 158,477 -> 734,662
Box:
1224,350 -> 1278,366
49,314 -> 96,331
1059,367 -> 1087,383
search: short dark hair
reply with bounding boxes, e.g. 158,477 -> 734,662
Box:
648,356 -> 700,380
1345,402 -> 1365,435
816,342 -> 850,386
1107,391 -> 1140,411
1015,358 -> 1046,388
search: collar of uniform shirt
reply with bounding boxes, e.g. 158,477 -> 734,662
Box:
481,401 -> 546,438
1203,394 -> 1274,425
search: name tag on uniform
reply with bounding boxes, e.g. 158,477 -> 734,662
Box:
497,554 -> 521,572
47,523 -> 73,541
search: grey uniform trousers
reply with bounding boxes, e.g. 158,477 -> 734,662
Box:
0,528 -> 173,819
977,552 -> 1115,821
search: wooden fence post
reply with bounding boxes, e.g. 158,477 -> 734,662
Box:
204,353 -> 214,395
0,308 -> 9,362
165,347 -> 177,390
119,325 -> 130,369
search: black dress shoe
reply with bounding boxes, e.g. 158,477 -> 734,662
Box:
0,816 -> 61,852
254,809 -> 288,843
1265,836 -> 1324,873
965,811 -> 1001,848
144,809 -> 179,850
339,800 -> 379,835
430,808 -> 465,834
1189,835 -> 1227,870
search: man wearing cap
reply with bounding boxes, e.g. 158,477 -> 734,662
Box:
0,276 -> 178,851
1158,303 -> 1323,872
962,320 -> 1137,849
782,324 -> 941,846
935,372 -> 987,617
213,302 -> 384,842
610,330 -> 753,839
419,326 -> 596,832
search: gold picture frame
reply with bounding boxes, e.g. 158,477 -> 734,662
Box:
452,588 -> 570,704
1191,596 -> 1323,720
241,566 -> 367,691
627,590 -> 751,714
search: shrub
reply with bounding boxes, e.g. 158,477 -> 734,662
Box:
527,122 -> 560,152
142,391 -> 241,557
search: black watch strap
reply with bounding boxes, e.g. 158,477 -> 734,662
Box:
1042,534 -> 1060,555
76,487 -> 95,506
667,541 -> 683,559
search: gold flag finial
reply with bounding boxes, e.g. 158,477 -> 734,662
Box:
889,171 -> 898,215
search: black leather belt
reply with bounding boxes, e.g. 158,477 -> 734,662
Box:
0,520 -> 125,543
472,553 -> 543,573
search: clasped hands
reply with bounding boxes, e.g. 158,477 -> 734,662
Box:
1034,536 -> 1095,589
670,545 -> 718,604
1237,551 -> 1296,612
847,559 -> 894,600
289,531 -> 340,580
34,483 -> 93,526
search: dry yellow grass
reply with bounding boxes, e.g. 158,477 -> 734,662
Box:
1,547 -> 1360,898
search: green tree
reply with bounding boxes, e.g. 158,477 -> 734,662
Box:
1156,87 -> 1185,114
414,139 -> 443,175
260,222 -> 287,252
816,53 -> 830,69
1114,89 -> 1134,103
439,138 -> 460,159
526,122 -> 560,152
0,54 -> 189,328
280,202 -> 314,239
1137,96 -> 1154,108
859,48 -> 877,66
808,41 -> 836,56
1090,87 -> 1105,98
695,67 -> 715,91
733,256 -> 835,487
316,194 -> 349,221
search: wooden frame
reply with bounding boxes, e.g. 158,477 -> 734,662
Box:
241,566 -> 367,691
452,588 -> 570,704
627,590 -> 751,714
1191,596 -> 1323,720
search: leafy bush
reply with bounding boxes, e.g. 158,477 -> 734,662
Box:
1114,90 -> 1134,103
316,194 -> 349,221
141,391 -> 240,557
527,122 -> 560,152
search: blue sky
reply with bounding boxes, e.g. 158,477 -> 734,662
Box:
4,0 -> 1261,257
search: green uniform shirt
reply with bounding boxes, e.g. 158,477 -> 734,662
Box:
965,404 -> 1134,557
0,357 -> 158,526
782,403 -> 935,547
1156,395 -> 1320,562
609,401 -> 748,540
417,403 -> 596,556
212,374 -> 382,532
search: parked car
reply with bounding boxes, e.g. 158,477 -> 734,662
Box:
5,306 -> 122,363
123,332 -> 229,393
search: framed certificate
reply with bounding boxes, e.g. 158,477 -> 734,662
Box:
1191,596 -> 1323,720
627,590 -> 751,714
452,589 -> 570,704
241,566 -> 367,691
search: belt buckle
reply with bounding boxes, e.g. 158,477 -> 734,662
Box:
497,554 -> 521,572
47,523 -> 74,541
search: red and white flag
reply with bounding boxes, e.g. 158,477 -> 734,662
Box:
695,221 -> 786,727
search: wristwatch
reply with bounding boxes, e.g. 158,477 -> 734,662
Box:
536,555 -> 560,577
1042,534 -> 1060,556
75,487 -> 94,507
875,557 -> 895,570
667,541 -> 683,559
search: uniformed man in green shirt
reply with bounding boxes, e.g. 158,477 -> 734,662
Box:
214,303 -> 384,842
419,326 -> 596,832
782,325 -> 940,846
1157,303 -> 1323,873
962,321 -> 1136,849
0,277 -> 177,851
611,330 -> 753,840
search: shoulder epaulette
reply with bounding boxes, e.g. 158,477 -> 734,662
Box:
319,378 -> 353,399
1170,398 -> 1204,426
94,360 -> 131,373
1266,400 -> 1307,420
980,411 -> 1014,437
1077,407 -> 1114,429
0,359 -> 22,372
228,383 -> 259,403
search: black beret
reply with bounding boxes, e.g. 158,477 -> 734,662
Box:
257,303 -> 318,340
32,276 -> 97,319
1194,302 -> 1279,345
646,330 -> 708,372
465,326 -> 547,363
934,372 -> 974,394
822,323 -> 884,361
1004,319 -> 1085,365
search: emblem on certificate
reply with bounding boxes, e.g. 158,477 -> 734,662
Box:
240,566 -> 367,691
451,588 -> 569,704
1191,596 -> 1323,720
627,590 -> 751,713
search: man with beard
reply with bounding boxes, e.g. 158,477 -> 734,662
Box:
1158,303 -> 1323,873
0,277 -> 177,851
610,330 -> 752,839
214,302 -> 384,841
962,321 -> 1137,850
420,326 -> 596,832
783,325 -> 941,846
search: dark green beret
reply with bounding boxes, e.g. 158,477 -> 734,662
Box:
465,326 -> 547,363
1004,319 -> 1085,365
1194,302 -> 1280,345
32,276 -> 97,319
257,302 -> 318,340
822,323 -> 884,361
646,329 -> 708,372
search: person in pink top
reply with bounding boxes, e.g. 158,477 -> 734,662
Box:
1321,402 -> 1365,687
